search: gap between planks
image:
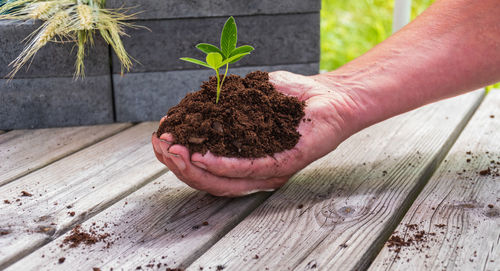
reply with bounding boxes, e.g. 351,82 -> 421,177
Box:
0,123 -> 133,187
187,90 -> 485,271
369,90 -> 500,271
0,122 -> 168,270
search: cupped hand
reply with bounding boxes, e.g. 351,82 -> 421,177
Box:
151,71 -> 358,197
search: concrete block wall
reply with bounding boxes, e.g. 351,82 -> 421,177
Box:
0,0 -> 321,128
0,21 -> 113,129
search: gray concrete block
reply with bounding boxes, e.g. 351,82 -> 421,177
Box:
0,75 -> 113,129
113,63 -> 318,122
107,0 -> 321,20
0,21 -> 110,79
112,13 -> 320,74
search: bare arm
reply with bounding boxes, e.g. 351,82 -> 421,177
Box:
316,0 -> 500,136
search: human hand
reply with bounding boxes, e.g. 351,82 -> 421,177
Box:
151,71 -> 359,197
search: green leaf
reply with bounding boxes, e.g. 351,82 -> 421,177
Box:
206,52 -> 223,69
229,45 -> 254,57
228,45 -> 254,63
180,57 -> 212,69
220,16 -> 237,58
196,43 -> 223,56
218,52 -> 250,67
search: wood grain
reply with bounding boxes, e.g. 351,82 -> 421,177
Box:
369,90 -> 500,271
0,123 -> 132,186
187,91 -> 485,271
5,172 -> 272,271
0,122 -> 167,269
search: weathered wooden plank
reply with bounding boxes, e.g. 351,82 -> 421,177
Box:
0,122 -> 167,269
187,90 -> 485,271
5,172 -> 272,271
369,90 -> 500,271
0,123 -> 132,187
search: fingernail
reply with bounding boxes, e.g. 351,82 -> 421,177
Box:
170,156 -> 186,171
167,151 -> 180,158
192,161 -> 207,170
241,189 -> 262,196
159,138 -> 173,144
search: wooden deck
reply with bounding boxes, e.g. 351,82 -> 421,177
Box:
0,90 -> 498,271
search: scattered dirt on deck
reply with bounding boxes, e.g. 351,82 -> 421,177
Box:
61,224 -> 111,248
463,151 -> 500,177
20,191 -> 33,197
386,223 -> 441,257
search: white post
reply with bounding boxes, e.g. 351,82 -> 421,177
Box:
392,0 -> 412,33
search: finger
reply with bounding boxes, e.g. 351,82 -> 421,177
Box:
189,151 -> 281,178
168,145 -> 290,197
151,133 -> 173,154
187,139 -> 309,179
162,153 -> 189,182
269,71 -> 325,101
152,134 -> 170,163
159,133 -> 175,142
268,71 -> 305,96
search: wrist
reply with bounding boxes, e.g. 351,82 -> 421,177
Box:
310,69 -> 392,137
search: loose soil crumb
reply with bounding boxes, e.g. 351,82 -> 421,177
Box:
479,168 -> 491,176
62,225 -> 111,248
157,71 -> 305,158
20,191 -> 33,197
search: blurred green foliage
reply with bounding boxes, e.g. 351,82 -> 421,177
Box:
320,0 -> 499,89
320,0 -> 434,71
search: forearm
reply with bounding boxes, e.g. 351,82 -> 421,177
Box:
314,0 -> 500,134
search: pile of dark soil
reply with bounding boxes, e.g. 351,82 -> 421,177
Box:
62,225 -> 110,248
156,71 -> 305,158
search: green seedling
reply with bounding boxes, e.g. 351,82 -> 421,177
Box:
180,16 -> 254,103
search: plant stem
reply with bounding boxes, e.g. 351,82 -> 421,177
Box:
215,68 -> 221,103
215,63 -> 229,104
221,63 -> 229,90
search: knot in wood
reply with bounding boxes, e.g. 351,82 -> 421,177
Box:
338,206 -> 356,216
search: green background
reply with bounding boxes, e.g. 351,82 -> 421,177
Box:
320,0 -> 499,89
